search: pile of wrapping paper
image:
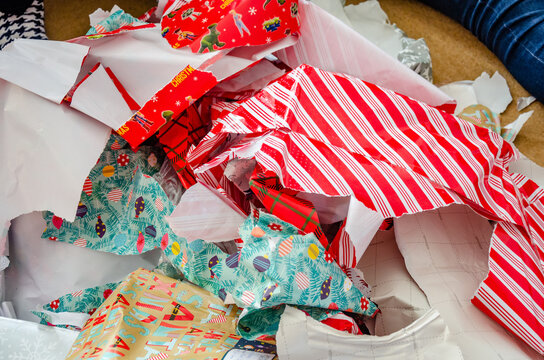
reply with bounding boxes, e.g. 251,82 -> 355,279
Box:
0,1 -> 543,359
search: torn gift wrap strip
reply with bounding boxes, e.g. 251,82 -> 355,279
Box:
33,282 -> 120,330
161,0 -> 300,53
32,260 -> 186,330
86,5 -> 148,35
188,64 -> 544,353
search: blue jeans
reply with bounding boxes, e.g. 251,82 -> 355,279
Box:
420,0 -> 544,102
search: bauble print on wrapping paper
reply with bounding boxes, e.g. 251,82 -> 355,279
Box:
40,134 -> 379,338
42,134 -> 173,255
188,63 -> 544,353
162,210 -> 378,339
224,211 -> 377,314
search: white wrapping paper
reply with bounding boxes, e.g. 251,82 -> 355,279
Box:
4,212 -> 161,322
0,80 -> 110,239
276,305 -> 463,360
395,205 -> 540,359
0,316 -> 78,360
274,1 -> 453,107
0,39 -> 89,104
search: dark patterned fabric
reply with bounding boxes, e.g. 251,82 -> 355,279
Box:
0,0 -> 47,50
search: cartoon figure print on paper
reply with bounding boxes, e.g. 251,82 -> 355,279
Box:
230,10 -> 251,37
198,23 -> 225,53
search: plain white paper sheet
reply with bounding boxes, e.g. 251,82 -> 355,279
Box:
0,39 -> 89,104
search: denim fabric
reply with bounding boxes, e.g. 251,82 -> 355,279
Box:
420,0 -> 544,102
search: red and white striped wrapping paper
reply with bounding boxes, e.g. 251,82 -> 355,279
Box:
189,64 -> 544,354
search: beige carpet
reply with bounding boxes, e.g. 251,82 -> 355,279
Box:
44,0 -> 543,166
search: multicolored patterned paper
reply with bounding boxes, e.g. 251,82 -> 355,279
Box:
163,210 -> 378,339
74,24 -> 156,42
188,64 -> 544,354
118,66 -> 218,148
86,8 -> 147,35
64,268 -> 276,360
157,102 -> 211,188
458,104 -> 501,134
39,134 -> 379,339
160,0 -> 300,52
249,168 -> 328,249
33,282 -> 120,329
41,134 -> 171,255
223,211 -> 377,313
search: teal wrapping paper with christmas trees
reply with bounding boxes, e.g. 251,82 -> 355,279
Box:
39,134 -> 378,338
163,210 -> 378,338
41,134 -> 172,255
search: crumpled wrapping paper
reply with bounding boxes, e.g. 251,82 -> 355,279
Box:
41,134 -> 171,255
86,5 -> 147,35
160,0 -> 300,52
64,268 -> 277,360
395,28 -> 432,82
38,135 -> 378,339
311,0 -> 433,82
33,282 -> 120,329
164,210 -> 378,338
187,63 -> 544,354
276,306 -> 463,360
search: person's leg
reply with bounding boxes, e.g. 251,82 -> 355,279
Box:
419,0 -> 544,102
